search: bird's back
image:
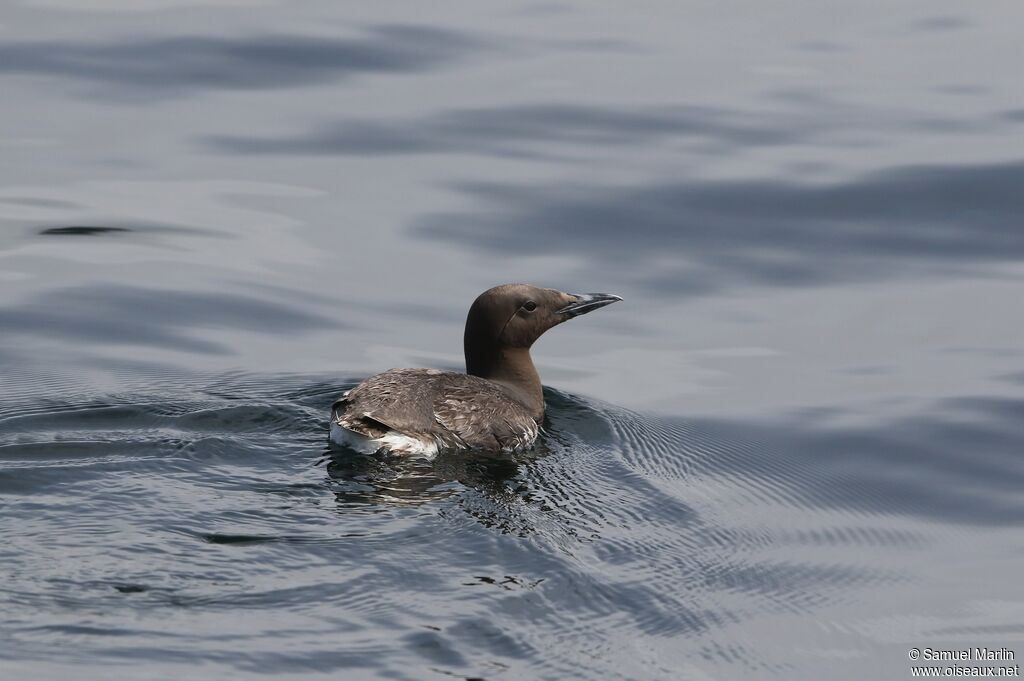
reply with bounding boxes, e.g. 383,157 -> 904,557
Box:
330,368 -> 540,455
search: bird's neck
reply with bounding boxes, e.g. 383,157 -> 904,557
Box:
466,346 -> 544,420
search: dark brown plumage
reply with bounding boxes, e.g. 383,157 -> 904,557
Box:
330,284 -> 621,456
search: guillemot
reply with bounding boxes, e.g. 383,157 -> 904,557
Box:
330,283 -> 621,456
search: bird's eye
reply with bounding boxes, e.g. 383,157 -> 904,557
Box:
523,301 -> 537,312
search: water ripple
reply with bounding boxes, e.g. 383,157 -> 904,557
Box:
1,376 -> 1020,679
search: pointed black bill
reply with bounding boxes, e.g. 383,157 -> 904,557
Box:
557,292 -> 623,318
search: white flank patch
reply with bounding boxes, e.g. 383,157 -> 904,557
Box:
329,422 -> 439,459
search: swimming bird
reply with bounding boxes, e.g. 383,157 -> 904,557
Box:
330,283 -> 621,456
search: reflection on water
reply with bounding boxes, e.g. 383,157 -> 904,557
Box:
414,160 -> 1024,296
324,449 -> 527,509
0,25 -> 488,98
39,225 -> 131,236
2,0 -> 1023,679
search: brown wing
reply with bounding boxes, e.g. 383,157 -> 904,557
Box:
431,376 -> 540,451
331,368 -> 442,438
331,369 -> 539,451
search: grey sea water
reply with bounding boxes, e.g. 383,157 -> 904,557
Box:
1,2 -> 1023,679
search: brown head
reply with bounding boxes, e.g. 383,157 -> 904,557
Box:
463,283 -> 621,417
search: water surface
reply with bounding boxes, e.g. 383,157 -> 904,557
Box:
1,1 -> 1023,679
